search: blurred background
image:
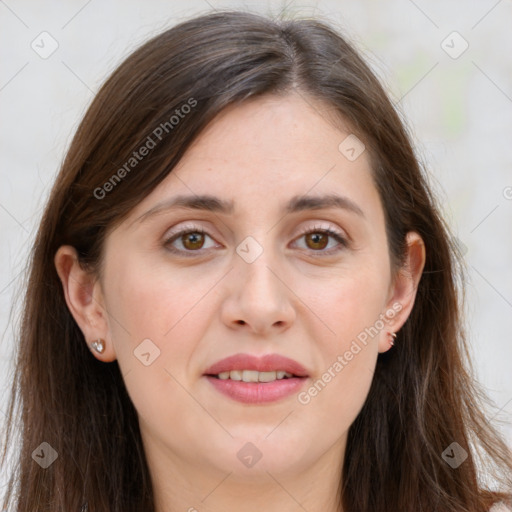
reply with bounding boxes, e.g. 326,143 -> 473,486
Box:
1,0 -> 511,485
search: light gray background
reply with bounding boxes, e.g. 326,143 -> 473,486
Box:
1,0 -> 511,483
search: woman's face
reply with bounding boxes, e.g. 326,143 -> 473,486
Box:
59,93 -> 424,489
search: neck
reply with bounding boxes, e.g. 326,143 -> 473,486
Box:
144,433 -> 346,512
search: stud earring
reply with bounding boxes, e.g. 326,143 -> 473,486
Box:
90,338 -> 105,354
389,332 -> 397,347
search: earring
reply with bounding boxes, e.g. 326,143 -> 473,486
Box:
90,338 -> 105,354
389,332 -> 397,347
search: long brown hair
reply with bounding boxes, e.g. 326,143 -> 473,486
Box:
2,9 -> 511,512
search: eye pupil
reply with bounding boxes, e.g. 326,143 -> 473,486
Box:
183,232 -> 204,250
306,232 -> 328,250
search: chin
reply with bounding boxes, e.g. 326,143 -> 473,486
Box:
201,433 -> 311,478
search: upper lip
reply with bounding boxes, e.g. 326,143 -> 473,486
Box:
204,353 -> 309,377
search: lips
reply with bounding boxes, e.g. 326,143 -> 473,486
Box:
203,353 -> 309,404
203,353 -> 309,378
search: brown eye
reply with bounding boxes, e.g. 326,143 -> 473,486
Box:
293,227 -> 348,255
305,232 -> 329,250
181,232 -> 205,250
164,227 -> 218,256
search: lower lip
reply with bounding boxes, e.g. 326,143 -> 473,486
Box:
205,375 -> 307,404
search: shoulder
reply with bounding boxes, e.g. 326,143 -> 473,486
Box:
490,503 -> 512,512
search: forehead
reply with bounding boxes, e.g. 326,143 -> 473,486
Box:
183,93 -> 355,165
124,93 -> 382,224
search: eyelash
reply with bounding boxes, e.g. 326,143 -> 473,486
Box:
163,224 -> 348,257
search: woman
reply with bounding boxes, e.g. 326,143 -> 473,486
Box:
1,9 -> 511,512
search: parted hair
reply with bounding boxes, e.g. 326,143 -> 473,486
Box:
2,9 -> 511,512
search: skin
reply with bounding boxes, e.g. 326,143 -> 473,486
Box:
55,93 -> 425,512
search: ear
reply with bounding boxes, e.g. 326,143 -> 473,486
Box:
54,245 -> 116,362
378,231 -> 426,353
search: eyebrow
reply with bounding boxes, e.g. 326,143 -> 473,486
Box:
133,192 -> 365,225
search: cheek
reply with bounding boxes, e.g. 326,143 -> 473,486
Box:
101,260 -> 208,438
300,258 -> 389,347
104,252 -> 216,348
296,283 -> 382,435
294,262 -> 387,417
102,254 -> 220,397
297,346 -> 377,447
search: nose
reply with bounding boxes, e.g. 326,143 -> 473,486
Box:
220,249 -> 296,336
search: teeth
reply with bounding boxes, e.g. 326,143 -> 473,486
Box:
215,370 -> 294,382
257,371 -> 277,382
243,370 -> 260,382
230,370 -> 242,381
